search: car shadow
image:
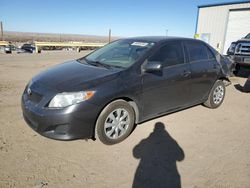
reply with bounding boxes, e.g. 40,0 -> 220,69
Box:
132,122 -> 184,188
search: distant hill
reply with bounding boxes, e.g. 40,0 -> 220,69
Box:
3,31 -> 120,43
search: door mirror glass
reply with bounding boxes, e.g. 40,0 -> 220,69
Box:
144,61 -> 163,73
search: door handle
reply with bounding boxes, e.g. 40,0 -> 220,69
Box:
181,71 -> 191,77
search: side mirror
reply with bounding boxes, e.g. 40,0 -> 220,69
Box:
143,61 -> 163,73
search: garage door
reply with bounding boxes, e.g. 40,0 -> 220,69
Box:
223,9 -> 250,54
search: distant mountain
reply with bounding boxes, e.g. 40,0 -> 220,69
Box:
3,31 -> 120,43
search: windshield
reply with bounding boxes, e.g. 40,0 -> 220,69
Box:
245,33 -> 250,39
80,39 -> 155,68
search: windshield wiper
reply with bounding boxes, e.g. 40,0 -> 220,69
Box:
78,58 -> 125,69
77,58 -> 111,69
108,64 -> 125,69
88,61 -> 112,69
81,58 -> 111,69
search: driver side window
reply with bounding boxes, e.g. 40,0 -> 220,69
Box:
149,42 -> 184,67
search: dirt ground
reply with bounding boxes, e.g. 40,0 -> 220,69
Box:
0,51 -> 249,188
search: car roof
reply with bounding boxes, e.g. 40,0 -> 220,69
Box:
123,36 -> 196,43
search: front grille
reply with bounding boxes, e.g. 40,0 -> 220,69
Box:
26,89 -> 43,103
235,43 -> 250,55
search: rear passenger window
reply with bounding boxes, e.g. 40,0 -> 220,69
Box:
149,42 -> 184,67
186,42 -> 209,62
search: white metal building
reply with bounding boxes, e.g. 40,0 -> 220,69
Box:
195,1 -> 250,54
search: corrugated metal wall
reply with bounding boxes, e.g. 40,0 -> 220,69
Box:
224,10 -> 250,54
196,2 -> 250,54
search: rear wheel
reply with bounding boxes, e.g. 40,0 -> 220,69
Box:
96,100 -> 135,145
204,80 -> 225,109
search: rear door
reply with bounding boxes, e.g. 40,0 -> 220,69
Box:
141,41 -> 192,119
184,41 -> 218,104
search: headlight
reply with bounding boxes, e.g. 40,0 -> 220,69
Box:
235,43 -> 241,53
227,42 -> 236,54
48,91 -> 95,108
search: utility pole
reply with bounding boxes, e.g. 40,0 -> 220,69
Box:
0,21 -> 3,41
108,29 -> 111,43
165,29 -> 168,37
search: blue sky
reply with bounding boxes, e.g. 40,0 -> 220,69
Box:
0,0 -> 247,37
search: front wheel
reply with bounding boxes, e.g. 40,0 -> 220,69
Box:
233,63 -> 240,75
203,80 -> 225,109
95,100 -> 135,145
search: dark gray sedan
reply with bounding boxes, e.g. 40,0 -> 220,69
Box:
22,37 -> 230,144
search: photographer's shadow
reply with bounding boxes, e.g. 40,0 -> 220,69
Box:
132,122 -> 185,188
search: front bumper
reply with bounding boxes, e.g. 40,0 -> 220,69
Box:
21,94 -> 101,141
229,55 -> 250,66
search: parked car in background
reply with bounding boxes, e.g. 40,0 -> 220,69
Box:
22,37 -> 230,145
20,43 -> 36,53
4,44 -> 17,54
4,44 -> 25,54
227,33 -> 250,73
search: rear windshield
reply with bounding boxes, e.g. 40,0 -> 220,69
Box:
22,44 -> 34,48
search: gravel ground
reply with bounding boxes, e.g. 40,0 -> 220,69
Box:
0,51 -> 249,188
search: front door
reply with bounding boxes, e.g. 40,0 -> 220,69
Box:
141,41 -> 191,120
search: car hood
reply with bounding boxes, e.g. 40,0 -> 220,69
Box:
32,60 -> 121,92
237,38 -> 250,43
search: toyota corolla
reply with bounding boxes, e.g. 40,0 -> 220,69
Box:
21,37 -> 229,144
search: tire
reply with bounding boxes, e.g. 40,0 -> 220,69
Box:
233,64 -> 240,75
203,80 -> 225,109
95,100 -> 135,145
